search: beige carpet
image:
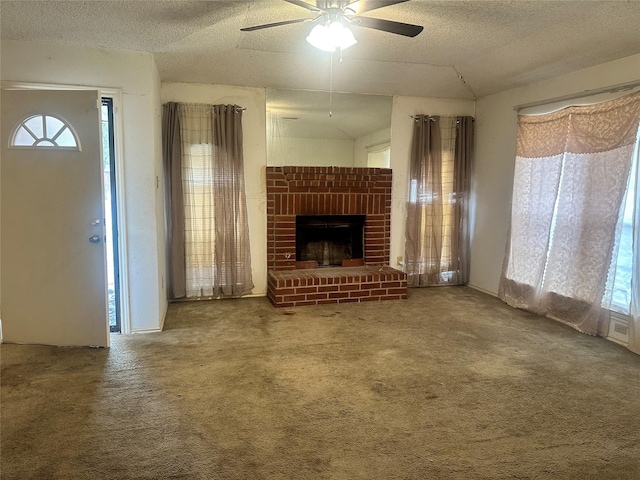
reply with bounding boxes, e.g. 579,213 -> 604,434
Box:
2,287 -> 639,479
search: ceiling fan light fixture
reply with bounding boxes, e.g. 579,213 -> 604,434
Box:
306,21 -> 357,52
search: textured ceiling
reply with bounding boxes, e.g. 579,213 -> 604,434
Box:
2,0 -> 640,100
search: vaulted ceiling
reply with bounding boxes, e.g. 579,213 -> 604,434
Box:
1,0 -> 639,99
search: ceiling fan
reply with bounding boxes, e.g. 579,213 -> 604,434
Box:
241,0 -> 423,50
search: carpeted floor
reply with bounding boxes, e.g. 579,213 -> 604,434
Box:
2,287 -> 639,479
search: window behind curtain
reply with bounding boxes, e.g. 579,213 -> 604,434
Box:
406,116 -> 472,286
408,117 -> 457,276
499,92 -> 640,336
439,117 -> 456,275
611,130 -> 639,314
183,143 -> 216,296
177,103 -> 253,300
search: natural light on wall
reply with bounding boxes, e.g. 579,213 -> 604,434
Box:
367,145 -> 390,168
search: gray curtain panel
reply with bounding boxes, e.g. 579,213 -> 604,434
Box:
452,116 -> 474,285
177,103 -> 253,299
162,102 -> 186,300
405,115 -> 443,286
405,115 -> 474,287
211,104 -> 254,298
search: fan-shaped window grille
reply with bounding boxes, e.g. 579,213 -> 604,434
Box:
11,114 -> 79,149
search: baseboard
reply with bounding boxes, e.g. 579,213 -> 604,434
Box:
244,292 -> 267,298
129,327 -> 163,334
467,284 -> 498,297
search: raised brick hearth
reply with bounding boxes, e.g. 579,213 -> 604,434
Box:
266,166 -> 407,307
268,266 -> 407,307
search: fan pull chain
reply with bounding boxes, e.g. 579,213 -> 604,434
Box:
329,50 -> 333,117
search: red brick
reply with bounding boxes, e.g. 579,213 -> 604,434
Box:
350,290 -> 373,298
281,294 -> 306,302
297,286 -> 318,294
329,292 -> 350,299
318,285 -> 337,292
306,293 -> 329,300
361,296 -> 382,302
274,287 -> 295,295
387,288 -> 408,295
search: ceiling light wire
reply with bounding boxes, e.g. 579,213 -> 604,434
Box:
329,50 -> 334,117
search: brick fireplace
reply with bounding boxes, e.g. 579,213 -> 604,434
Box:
266,166 -> 407,307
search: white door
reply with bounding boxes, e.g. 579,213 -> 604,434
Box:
1,89 -> 109,347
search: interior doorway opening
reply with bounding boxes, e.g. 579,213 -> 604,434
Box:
101,98 -> 120,333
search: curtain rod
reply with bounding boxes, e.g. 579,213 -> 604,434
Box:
162,102 -> 246,111
409,115 -> 474,120
513,80 -> 640,112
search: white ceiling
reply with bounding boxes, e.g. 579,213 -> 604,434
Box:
2,0 -> 640,100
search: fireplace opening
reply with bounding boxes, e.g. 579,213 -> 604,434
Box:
296,215 -> 365,267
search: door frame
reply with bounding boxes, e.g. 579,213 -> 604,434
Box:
1,81 -> 131,335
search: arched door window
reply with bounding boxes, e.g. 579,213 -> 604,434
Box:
11,114 -> 80,149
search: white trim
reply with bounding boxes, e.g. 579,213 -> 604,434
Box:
467,284 -> 498,297
513,80 -> 640,111
1,81 -> 131,336
244,292 -> 267,298
158,300 -> 168,332
129,327 -> 163,334
102,88 -> 131,335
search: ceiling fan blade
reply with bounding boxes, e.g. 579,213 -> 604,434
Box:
345,0 -> 409,15
351,16 -> 423,37
241,18 -> 311,32
283,0 -> 322,12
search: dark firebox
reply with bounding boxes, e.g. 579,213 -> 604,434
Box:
296,215 -> 365,267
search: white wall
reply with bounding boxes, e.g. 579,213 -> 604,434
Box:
160,82 -> 268,297
1,40 -> 167,333
389,96 -> 476,269
470,53 -> 640,295
269,137 -> 354,166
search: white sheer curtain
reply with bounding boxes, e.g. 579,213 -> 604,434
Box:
499,92 -> 640,341
178,103 -> 253,299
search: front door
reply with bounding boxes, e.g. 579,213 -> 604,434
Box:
1,89 -> 109,347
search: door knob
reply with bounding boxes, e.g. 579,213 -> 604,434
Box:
89,234 -> 101,244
